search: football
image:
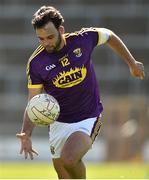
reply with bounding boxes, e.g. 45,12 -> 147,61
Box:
26,93 -> 60,127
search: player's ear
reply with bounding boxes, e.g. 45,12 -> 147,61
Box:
59,26 -> 65,34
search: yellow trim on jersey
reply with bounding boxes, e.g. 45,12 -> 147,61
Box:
30,45 -> 45,60
64,27 -> 101,46
28,84 -> 43,89
63,34 -> 66,45
26,45 -> 45,74
97,31 -> 101,46
26,45 -> 45,87
64,30 -> 81,39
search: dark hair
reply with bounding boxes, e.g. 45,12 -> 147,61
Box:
31,6 -> 64,29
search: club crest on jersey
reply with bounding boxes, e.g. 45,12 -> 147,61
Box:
52,66 -> 87,88
73,48 -> 82,57
50,146 -> 55,155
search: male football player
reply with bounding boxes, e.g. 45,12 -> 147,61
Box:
17,6 -> 145,179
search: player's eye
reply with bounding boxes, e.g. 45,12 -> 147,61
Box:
38,37 -> 44,41
47,35 -> 54,40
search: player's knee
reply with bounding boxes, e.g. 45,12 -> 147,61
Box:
61,154 -> 78,169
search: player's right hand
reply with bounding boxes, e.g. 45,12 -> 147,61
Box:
16,132 -> 38,160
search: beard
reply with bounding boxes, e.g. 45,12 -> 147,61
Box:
46,33 -> 62,53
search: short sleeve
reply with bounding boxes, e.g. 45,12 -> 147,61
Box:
96,28 -> 110,45
26,60 -> 43,89
79,27 -> 109,48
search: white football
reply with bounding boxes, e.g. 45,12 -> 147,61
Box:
26,93 -> 60,127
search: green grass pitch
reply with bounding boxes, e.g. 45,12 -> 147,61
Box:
0,162 -> 149,179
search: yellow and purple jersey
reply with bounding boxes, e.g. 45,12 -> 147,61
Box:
27,27 -> 109,123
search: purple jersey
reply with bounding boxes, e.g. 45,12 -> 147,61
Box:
27,27 -> 104,123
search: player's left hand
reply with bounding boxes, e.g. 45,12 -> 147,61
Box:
129,61 -> 145,80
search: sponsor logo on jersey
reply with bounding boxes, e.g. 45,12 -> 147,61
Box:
52,66 -> 87,88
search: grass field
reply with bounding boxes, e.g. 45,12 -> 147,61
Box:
0,162 -> 149,179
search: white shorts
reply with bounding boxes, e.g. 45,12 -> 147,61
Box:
48,116 -> 102,159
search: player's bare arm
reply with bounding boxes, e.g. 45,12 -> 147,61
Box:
105,29 -> 145,79
16,88 -> 42,160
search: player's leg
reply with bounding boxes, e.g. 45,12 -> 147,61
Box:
60,131 -> 92,179
53,156 -> 86,179
50,117 -> 101,179
52,158 -> 72,179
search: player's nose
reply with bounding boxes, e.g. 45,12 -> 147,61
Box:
43,40 -> 50,47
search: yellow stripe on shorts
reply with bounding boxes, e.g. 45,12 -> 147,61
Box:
90,117 -> 102,142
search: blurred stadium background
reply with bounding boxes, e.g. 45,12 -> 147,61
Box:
0,0 -> 149,178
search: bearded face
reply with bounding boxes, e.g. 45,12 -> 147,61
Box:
36,21 -> 64,53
